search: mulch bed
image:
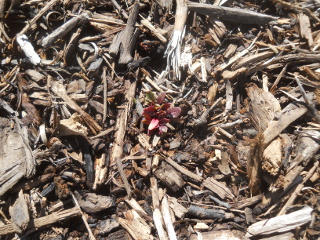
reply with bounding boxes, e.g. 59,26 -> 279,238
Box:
0,0 -> 320,239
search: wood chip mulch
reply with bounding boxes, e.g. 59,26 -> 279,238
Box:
0,0 -> 320,239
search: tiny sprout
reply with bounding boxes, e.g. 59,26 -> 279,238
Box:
142,91 -> 181,136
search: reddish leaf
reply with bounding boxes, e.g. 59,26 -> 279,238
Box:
148,118 -> 159,131
159,125 -> 168,134
142,119 -> 151,125
143,114 -> 152,121
160,103 -> 171,111
167,107 -> 181,118
159,118 -> 170,125
143,106 -> 156,117
156,92 -> 166,104
170,118 -> 180,123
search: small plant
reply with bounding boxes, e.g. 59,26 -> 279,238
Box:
142,92 -> 181,136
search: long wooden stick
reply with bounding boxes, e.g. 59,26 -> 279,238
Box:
187,1 -> 278,24
0,207 -> 81,236
110,79 -> 137,196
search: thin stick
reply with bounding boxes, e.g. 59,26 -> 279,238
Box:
110,80 -> 137,196
0,207 -> 81,236
163,156 -> 203,182
116,158 -> 132,196
140,15 -> 167,43
18,0 -> 60,36
71,193 -> 96,240
277,161 -> 319,216
161,195 -> 177,240
270,63 -> 288,93
111,0 -> 129,19
41,13 -> 89,49
294,75 -> 320,124
218,32 -> 260,71
102,67 -> 108,123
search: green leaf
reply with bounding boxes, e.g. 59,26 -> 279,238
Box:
146,91 -> 156,103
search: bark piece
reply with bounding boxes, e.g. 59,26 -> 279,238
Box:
93,153 -> 108,190
209,196 -> 231,209
233,51 -> 274,70
188,205 -> 225,219
168,196 -> 188,219
221,67 -> 247,81
202,177 -> 235,200
50,81 -> 102,135
109,3 -> 139,64
107,229 -> 132,240
298,13 -> 313,48
56,113 -> 88,137
263,97 -> 310,145
218,151 -> 232,176
77,137 -> 95,188
63,28 -> 82,66
294,75 -> 320,123
257,232 -> 295,240
118,209 -> 152,240
9,190 -> 29,233
274,130 -> 320,192
262,137 -> 282,176
207,82 -> 218,104
21,92 -> 41,127
271,0 -> 320,23
96,218 -> 120,236
0,114 -> 35,197
125,198 -> 152,222
25,69 -> 46,82
190,230 -> 242,240
237,195 -> 262,209
71,193 -> 96,240
74,190 -> 115,213
246,83 -> 281,131
187,1 -> 278,25
10,173 -> 55,193
247,134 -> 265,195
291,129 -> 320,167
140,17 -> 167,43
154,161 -> 185,192
246,206 -> 313,237
150,177 -> 160,209
223,80 -> 233,116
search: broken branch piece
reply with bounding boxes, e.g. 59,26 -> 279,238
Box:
41,13 -> 90,49
165,0 -> 188,79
